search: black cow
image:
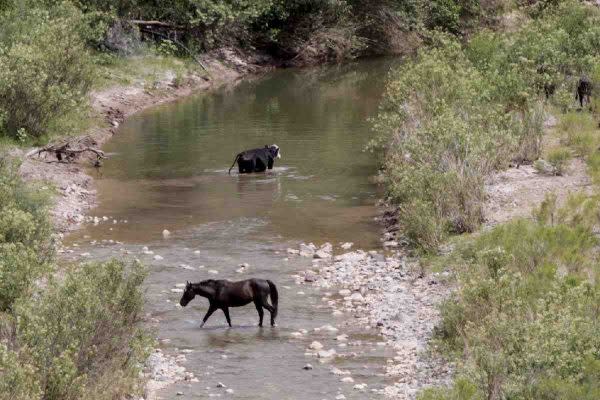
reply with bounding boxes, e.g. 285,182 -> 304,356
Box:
576,76 -> 593,108
228,144 -> 281,174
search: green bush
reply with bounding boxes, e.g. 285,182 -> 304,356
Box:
0,345 -> 41,400
0,158 -> 52,311
11,260 -> 150,400
431,196 -> 600,399
0,1 -> 94,139
372,37 -> 541,251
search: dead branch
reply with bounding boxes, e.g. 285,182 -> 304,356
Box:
31,136 -> 107,164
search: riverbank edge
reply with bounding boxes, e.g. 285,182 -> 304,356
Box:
16,49 -> 275,234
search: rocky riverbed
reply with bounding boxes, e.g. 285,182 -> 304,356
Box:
289,243 -> 454,398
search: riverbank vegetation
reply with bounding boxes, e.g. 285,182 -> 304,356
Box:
0,0 -> 513,143
371,1 -> 600,398
0,158 -> 150,400
375,0 -> 600,252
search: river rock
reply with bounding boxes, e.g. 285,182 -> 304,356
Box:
153,255 -> 164,261
335,334 -> 348,342
194,250 -> 201,254
287,248 -> 300,255
338,289 -> 351,296
317,349 -> 336,358
208,270 -> 218,274
216,382 -> 226,388
304,271 -> 318,282
349,293 -> 364,302
314,250 -> 332,259
331,367 -> 351,376
162,229 -> 171,238
335,395 -> 346,400
303,364 -> 313,370
341,377 -> 354,383
353,383 -> 367,391
175,283 -> 186,288
318,324 -> 339,333
290,331 -> 303,338
225,388 -> 234,394
308,341 -> 323,350
340,242 -> 353,250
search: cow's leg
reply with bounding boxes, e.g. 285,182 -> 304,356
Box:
222,307 -> 232,327
200,304 -> 217,328
254,300 -> 264,327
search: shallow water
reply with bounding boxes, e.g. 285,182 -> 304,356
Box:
70,57 -> 401,399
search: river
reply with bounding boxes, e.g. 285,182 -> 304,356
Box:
67,57 -> 401,399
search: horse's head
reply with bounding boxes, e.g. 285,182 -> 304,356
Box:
179,281 -> 196,307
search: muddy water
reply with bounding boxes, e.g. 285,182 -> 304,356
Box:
70,58 -> 400,399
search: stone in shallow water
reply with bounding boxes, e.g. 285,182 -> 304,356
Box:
317,349 -> 336,358
308,341 -> 323,350
341,377 -> 354,383
303,363 -> 313,370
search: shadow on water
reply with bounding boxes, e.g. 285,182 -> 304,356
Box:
69,57 -> 402,399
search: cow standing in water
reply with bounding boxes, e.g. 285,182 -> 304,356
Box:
179,278 -> 278,327
576,76 -> 593,108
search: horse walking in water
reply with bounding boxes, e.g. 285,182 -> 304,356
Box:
179,278 -> 278,327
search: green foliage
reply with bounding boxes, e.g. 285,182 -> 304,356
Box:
431,195 -> 600,399
544,146 -> 571,175
12,260 -> 150,400
0,158 -> 53,311
372,37 -> 542,251
0,1 -> 94,139
0,157 -> 150,400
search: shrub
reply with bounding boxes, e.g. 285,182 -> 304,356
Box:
0,158 -> 53,311
0,1 -> 94,139
12,260 -> 150,400
545,146 -> 571,175
431,197 -> 600,399
372,38 -> 539,251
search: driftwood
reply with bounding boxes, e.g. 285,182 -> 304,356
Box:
29,136 -> 106,166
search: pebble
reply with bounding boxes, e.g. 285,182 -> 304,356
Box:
153,255 -> 164,261
341,377 -> 354,383
176,391 -> 184,396
216,382 -> 226,388
208,270 -> 218,274
194,250 -> 201,254
303,364 -> 313,370
162,229 -> 171,238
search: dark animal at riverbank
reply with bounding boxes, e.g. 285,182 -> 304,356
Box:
179,278 -> 279,327
576,76 -> 593,108
228,144 -> 281,174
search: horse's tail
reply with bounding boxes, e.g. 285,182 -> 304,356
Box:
228,153 -> 241,174
267,280 -> 278,320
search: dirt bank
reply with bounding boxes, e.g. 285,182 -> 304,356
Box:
18,49 -> 274,233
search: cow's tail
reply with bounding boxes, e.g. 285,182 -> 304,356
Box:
267,280 -> 278,321
228,154 -> 241,174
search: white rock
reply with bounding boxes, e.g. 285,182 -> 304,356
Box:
175,283 -> 186,288
194,250 -> 201,254
335,395 -> 346,400
338,289 -> 351,296
162,229 -> 171,238
314,250 -> 332,259
308,341 -> 323,350
153,255 -> 164,261
317,349 -> 336,358
216,382 -> 226,388
302,364 -> 313,370
340,242 -> 353,250
353,384 -> 367,391
287,248 -> 300,255
341,377 -> 354,383
170,289 -> 183,293
349,293 -> 364,302
225,389 -> 234,394
208,270 -> 218,274
290,332 -> 303,338
335,334 -> 348,342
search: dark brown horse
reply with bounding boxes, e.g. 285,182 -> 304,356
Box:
179,278 -> 278,327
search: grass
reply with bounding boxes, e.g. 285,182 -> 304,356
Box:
92,51 -> 208,90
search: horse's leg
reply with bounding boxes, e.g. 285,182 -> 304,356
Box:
200,305 -> 217,328
222,307 -> 232,327
263,304 -> 276,326
254,301 -> 264,327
